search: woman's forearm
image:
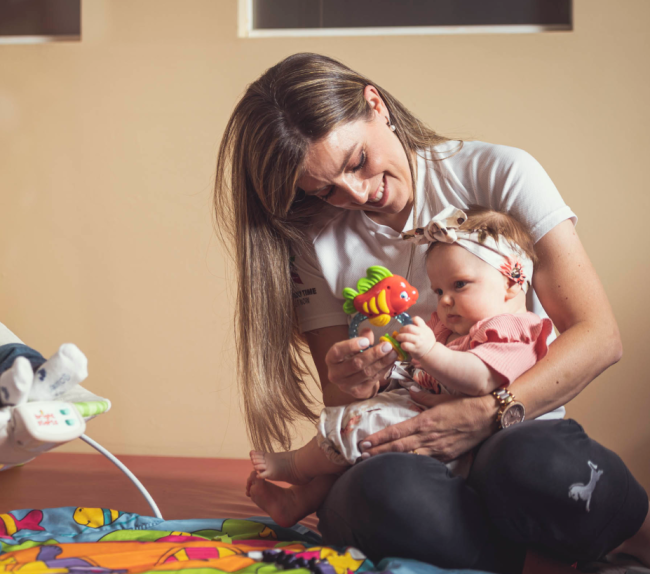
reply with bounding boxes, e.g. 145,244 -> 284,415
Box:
507,317 -> 622,419
512,220 -> 623,419
448,315 -> 622,445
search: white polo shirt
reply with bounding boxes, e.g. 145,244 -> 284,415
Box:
291,141 -> 577,419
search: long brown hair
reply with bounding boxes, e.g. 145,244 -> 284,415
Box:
214,53 -> 455,451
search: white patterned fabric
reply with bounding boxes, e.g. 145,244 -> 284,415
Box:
402,205 -> 534,292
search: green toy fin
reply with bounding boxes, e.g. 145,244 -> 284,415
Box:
356,266 -> 393,293
342,287 -> 359,315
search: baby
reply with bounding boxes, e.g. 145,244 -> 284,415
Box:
246,205 -> 552,527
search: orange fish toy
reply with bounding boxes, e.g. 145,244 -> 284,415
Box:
343,266 -> 419,360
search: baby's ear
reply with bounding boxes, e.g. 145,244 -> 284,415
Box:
504,278 -> 523,301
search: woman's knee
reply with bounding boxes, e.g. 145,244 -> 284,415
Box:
469,420 -> 596,518
318,453 -> 505,568
318,453 -> 434,539
468,419 -> 648,560
469,420 -> 574,494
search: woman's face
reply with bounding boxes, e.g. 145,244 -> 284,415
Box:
296,87 -> 413,230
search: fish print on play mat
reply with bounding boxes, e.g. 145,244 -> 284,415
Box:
0,507 -> 492,574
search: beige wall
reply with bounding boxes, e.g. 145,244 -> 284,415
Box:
1,0 -> 649,489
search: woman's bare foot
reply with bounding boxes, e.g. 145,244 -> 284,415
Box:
245,471 -> 307,527
249,450 -> 309,485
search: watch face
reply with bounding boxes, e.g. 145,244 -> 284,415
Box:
501,403 -> 525,428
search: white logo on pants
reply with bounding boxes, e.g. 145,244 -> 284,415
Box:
568,460 -> 603,512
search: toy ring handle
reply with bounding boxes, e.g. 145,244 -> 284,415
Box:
348,312 -> 414,344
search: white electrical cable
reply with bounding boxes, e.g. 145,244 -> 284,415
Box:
80,433 -> 163,519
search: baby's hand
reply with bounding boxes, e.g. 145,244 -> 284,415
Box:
396,316 -> 437,360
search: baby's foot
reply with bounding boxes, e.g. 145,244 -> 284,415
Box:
249,450 -> 309,485
246,471 -> 306,528
30,344 -> 88,401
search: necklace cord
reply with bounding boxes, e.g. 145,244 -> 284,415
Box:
405,159 -> 418,282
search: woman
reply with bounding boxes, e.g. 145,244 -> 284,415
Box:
214,53 -> 649,571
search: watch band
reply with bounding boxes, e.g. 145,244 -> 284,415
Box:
491,387 -> 525,429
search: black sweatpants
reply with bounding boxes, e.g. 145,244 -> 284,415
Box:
317,419 -> 648,573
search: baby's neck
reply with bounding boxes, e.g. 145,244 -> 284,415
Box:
506,291 -> 529,315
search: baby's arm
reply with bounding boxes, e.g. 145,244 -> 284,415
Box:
397,317 -> 505,396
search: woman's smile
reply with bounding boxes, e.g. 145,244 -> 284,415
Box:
367,175 -> 387,205
296,87 -> 413,231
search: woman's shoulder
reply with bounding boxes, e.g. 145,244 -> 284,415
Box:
422,140 -> 549,198
421,140 -> 573,242
429,140 -> 540,170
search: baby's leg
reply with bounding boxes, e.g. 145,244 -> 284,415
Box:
246,471 -> 338,528
250,437 -> 346,485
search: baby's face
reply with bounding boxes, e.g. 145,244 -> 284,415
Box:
426,244 -> 511,336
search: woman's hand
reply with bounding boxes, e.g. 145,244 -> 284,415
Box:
305,325 -> 399,406
325,328 -> 400,399
360,391 -> 496,461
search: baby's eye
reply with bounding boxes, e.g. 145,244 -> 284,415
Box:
433,288 -> 442,296
454,281 -> 467,289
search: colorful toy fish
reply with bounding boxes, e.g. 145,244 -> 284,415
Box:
73,507 -> 122,528
343,266 -> 418,327
0,510 -> 45,537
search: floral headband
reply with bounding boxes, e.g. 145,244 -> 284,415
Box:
402,205 -> 534,292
